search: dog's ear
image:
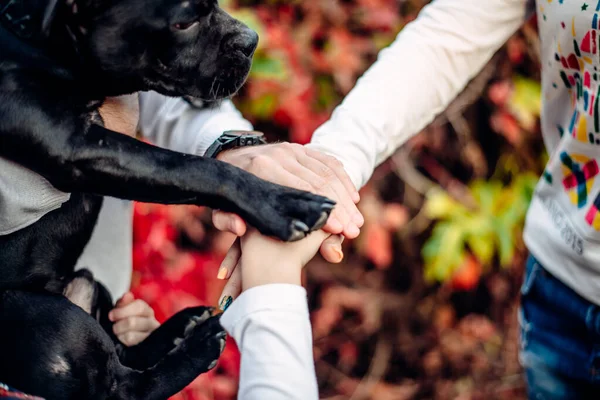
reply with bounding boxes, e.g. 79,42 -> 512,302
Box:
41,0 -> 61,37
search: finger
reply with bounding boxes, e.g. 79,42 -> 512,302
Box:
248,156 -> 347,233
282,158 -> 347,234
109,299 -> 155,322
319,235 -> 345,263
292,154 -> 362,238
305,148 -> 360,203
218,262 -> 242,312
217,239 -> 241,280
113,316 -> 160,336
118,331 -> 148,347
115,292 -> 135,308
303,154 -> 364,228
211,210 -> 247,236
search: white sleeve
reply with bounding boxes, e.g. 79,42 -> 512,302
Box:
220,284 -> 318,400
138,93 -> 253,156
307,0 -> 528,189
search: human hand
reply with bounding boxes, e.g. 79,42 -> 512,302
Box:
217,229 -> 329,311
109,292 -> 160,347
98,94 -> 140,137
213,143 -> 361,265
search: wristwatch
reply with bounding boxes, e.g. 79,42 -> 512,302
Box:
204,130 -> 267,159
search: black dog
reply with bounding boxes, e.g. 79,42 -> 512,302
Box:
0,0 -> 335,398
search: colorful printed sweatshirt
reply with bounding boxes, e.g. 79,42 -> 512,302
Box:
308,0 -> 600,305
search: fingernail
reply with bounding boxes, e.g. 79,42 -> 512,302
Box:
332,247 -> 344,262
230,220 -> 239,234
108,312 -> 114,321
353,192 -> 361,202
217,267 -> 228,280
219,296 -> 233,312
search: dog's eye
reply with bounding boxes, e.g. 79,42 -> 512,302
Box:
173,21 -> 199,30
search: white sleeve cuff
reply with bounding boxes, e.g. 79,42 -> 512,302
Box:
220,284 -> 308,336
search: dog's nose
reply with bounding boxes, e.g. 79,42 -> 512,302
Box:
229,29 -> 259,58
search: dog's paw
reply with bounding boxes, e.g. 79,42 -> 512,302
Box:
174,315 -> 226,373
172,306 -> 214,347
255,188 -> 335,242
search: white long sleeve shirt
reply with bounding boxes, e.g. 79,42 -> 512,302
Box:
220,284 -> 319,400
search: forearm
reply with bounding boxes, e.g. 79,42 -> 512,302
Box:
308,0 -> 528,189
138,94 -> 253,156
220,285 -> 318,400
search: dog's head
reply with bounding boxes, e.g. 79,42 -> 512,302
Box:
44,0 -> 258,100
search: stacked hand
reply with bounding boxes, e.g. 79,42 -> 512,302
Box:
214,143 -> 363,285
213,143 -> 363,305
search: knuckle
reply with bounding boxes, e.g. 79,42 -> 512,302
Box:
280,142 -> 295,151
287,143 -> 303,153
312,178 -> 330,193
329,157 -> 344,169
123,333 -> 135,345
295,180 -> 313,193
319,165 -> 336,180
249,155 -> 272,171
271,146 -> 290,159
133,299 -> 145,310
125,318 -> 136,330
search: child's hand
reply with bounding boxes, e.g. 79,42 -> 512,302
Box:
108,292 -> 160,346
217,230 -> 335,311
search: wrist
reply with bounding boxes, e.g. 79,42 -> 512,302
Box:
241,260 -> 303,291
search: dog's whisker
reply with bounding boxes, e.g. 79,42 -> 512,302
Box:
209,78 -> 216,99
11,14 -> 30,25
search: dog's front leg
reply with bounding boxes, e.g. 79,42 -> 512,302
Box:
115,315 -> 226,400
0,121 -> 334,241
116,306 -> 215,370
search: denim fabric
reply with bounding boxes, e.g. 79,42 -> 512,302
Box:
519,255 -> 600,399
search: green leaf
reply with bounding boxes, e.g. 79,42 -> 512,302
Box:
250,54 -> 288,81
424,188 -> 464,220
470,180 -> 502,214
494,221 -> 515,267
509,75 -> 542,130
423,222 -> 466,282
466,233 -> 495,265
249,93 -> 278,119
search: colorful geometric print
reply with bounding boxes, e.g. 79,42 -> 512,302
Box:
554,4 -> 600,144
0,383 -> 44,400
560,152 -> 599,208
585,192 -> 600,229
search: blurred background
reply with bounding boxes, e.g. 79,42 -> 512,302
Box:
130,0 -> 545,399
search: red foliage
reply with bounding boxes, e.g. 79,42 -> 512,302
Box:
131,204 -> 240,400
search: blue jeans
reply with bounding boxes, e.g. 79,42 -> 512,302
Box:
520,255 -> 600,398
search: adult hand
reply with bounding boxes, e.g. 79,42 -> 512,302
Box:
216,143 -> 362,237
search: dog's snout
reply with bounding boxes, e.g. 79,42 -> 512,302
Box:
226,29 -> 259,58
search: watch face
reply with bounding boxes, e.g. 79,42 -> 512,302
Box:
223,130 -> 264,138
